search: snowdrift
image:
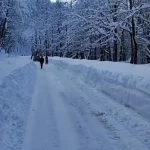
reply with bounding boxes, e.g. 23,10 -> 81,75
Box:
0,50 -> 8,59
0,62 -> 37,150
0,56 -> 30,84
51,57 -> 150,120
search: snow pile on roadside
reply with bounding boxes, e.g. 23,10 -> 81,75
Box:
51,57 -> 150,120
0,62 -> 37,150
0,56 -> 31,84
0,50 -> 8,59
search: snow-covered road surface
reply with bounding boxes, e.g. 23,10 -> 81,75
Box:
23,62 -> 150,150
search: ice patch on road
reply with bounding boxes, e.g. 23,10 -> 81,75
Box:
0,63 -> 37,150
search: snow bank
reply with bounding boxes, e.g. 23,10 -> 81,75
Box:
51,57 -> 150,120
0,50 -> 18,59
0,50 -> 8,59
0,62 -> 37,150
0,56 -> 31,84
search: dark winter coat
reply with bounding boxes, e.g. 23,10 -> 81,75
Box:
39,57 -> 44,64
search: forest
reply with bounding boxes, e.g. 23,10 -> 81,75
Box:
0,0 -> 150,64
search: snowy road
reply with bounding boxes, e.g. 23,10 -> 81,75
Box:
23,62 -> 150,150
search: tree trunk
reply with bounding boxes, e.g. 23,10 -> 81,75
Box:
94,47 -> 97,60
129,0 -> 138,64
130,33 -> 134,64
132,17 -> 138,64
0,18 -> 7,39
113,4 -> 118,62
113,38 -> 118,62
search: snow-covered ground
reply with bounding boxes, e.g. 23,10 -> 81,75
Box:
0,52 -> 31,84
0,56 -> 150,150
51,57 -> 150,120
0,55 -> 37,150
23,58 -> 150,150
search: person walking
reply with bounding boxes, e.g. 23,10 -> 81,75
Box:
39,56 -> 44,69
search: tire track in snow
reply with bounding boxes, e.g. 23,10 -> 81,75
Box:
46,68 -> 79,150
77,82 -> 150,149
22,65 -> 60,150
46,66 -> 104,150
47,64 -> 128,150
68,71 -> 150,149
54,61 -> 150,149
23,62 -> 150,150
49,62 -> 150,150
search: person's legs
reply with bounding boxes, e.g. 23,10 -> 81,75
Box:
41,63 -> 43,69
40,63 -> 42,69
